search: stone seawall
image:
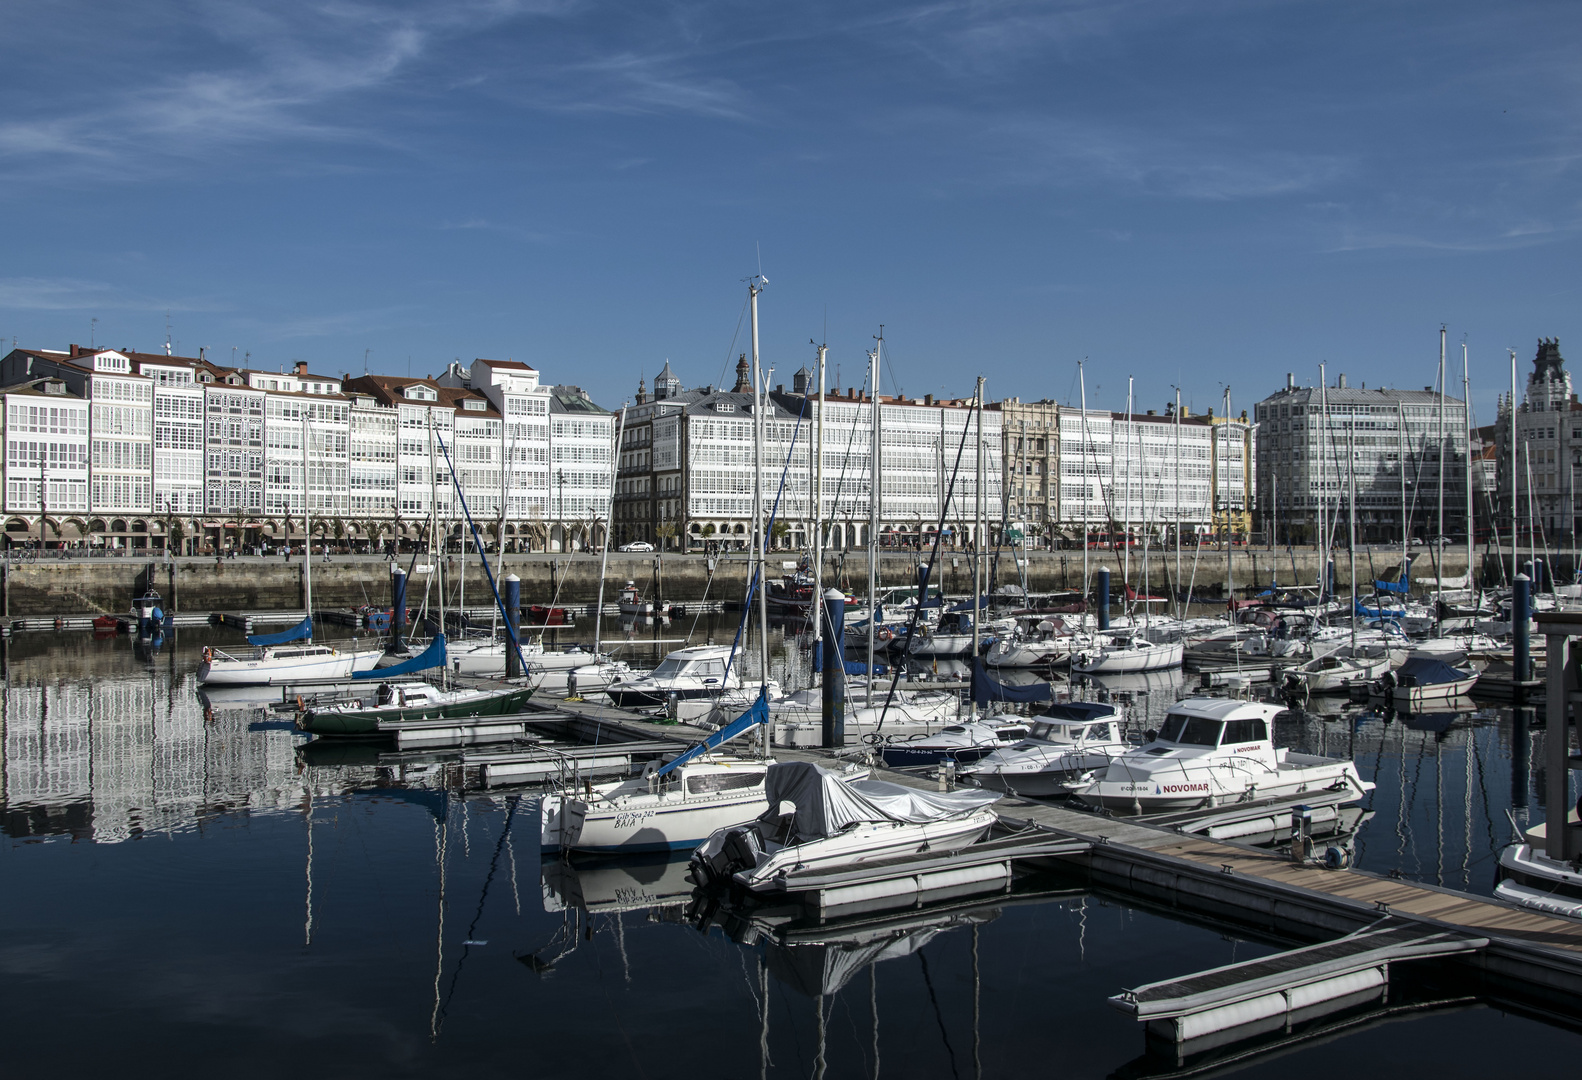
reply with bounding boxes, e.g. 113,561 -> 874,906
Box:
0,548 -> 1488,617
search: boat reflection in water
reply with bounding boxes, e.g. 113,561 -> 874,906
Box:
691,878 -> 1087,1077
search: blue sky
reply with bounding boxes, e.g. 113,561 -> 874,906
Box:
1,0 -> 1577,423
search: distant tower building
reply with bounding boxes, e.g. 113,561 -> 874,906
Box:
792,365 -> 814,395
634,377 -> 647,406
1498,338 -> 1579,541
732,354 -> 751,393
654,360 -> 681,401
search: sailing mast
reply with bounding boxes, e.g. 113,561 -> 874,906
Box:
1080,362 -> 1090,620
302,408 -> 313,639
1123,376 -> 1133,592
1348,416 -> 1358,652
749,278 -> 770,732
867,331 -> 882,706
592,409 -> 626,659
1222,386 -> 1233,621
1398,400 -> 1407,577
1174,387 -> 1182,621
1436,325 -> 1447,610
812,342 -> 827,684
1318,364 -> 1329,599
1510,348 -> 1519,586
1463,342 -> 1475,599
972,377 -> 985,678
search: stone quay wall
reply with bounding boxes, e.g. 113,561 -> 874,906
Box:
0,548 -> 1487,618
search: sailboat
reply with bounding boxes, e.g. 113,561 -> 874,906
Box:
199,413 -> 382,685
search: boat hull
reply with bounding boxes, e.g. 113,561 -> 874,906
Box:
732,811 -> 998,892
198,648 -> 382,686
1070,641 -> 1183,673
878,742 -> 998,768
1077,759 -> 1370,814
302,686 -> 535,736
605,685 -> 730,709
540,789 -> 769,854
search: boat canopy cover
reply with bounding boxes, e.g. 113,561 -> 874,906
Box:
1374,579 -> 1410,594
763,761 -> 999,844
1396,656 -> 1469,684
248,616 -> 312,646
948,597 -> 995,613
970,658 -> 1054,704
655,689 -> 767,777
812,640 -> 888,675
353,634 -> 446,679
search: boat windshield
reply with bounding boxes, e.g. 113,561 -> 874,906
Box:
650,656 -> 690,678
1158,714 -> 1223,746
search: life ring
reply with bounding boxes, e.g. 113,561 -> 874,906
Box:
202,646 -> 212,663
876,627 -> 893,642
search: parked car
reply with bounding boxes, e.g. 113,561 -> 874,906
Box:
618,541 -> 655,552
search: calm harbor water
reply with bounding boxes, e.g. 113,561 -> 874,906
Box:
3,626 -> 1580,1078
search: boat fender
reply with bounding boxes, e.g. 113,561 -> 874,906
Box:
296,695 -> 305,712
54,616 -> 62,630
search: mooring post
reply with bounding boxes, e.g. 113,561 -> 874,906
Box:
391,565 -> 407,653
504,574 -> 522,680
1097,567 -> 1110,632
1514,573 -> 1530,684
821,588 -> 846,749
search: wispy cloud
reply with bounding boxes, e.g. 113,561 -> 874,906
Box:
0,0 -> 550,179
0,277 -> 225,312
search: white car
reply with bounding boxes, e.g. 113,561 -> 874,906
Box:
618,541 -> 654,552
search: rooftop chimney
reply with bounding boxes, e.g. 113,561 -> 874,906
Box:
1285,373 -> 1295,391
1337,373 -> 1347,389
924,394 -> 934,406
296,360 -> 309,377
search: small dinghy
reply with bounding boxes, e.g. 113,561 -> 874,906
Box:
689,761 -> 1001,893
1282,651 -> 1391,696
1496,812 -> 1582,921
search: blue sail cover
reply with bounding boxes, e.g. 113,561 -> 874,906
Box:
1395,656 -> 1468,685
1356,600 -> 1404,618
655,689 -> 768,777
812,640 -> 888,675
248,616 -> 312,646
353,633 -> 447,679
971,658 -> 1054,704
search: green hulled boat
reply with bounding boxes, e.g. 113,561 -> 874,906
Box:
301,681 -> 536,737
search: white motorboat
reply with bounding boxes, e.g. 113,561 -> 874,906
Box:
877,718 -> 1031,769
1070,633 -> 1183,674
1282,652 -> 1391,696
1495,816 -> 1582,921
959,702 -> 1128,797
1074,696 -> 1373,814
605,645 -> 742,708
198,641 -> 383,685
540,757 -> 773,855
689,761 -> 1001,893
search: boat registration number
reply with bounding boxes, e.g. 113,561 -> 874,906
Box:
613,810 -> 656,830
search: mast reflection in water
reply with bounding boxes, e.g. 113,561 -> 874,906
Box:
2,631 -> 1580,1077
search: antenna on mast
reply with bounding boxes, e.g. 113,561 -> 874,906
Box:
164,312 -> 173,356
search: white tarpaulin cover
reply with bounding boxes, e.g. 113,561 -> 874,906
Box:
763,762 -> 1000,843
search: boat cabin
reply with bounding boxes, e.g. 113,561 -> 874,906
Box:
644,646 -> 732,685
131,590 -> 162,618
1143,698 -> 1281,765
